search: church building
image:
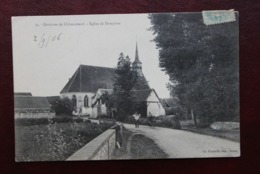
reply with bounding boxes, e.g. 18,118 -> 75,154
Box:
60,44 -> 165,118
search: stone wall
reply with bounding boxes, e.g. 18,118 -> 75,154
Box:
92,132 -> 116,160
66,129 -> 116,161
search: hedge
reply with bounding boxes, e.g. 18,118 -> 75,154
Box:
15,116 -> 88,126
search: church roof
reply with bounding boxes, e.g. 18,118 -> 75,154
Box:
161,98 -> 176,108
61,65 -> 115,93
61,64 -> 150,93
14,92 -> 32,97
14,96 -> 50,109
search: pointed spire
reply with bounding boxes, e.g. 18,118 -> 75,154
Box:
133,42 -> 143,76
134,42 -> 141,64
79,65 -> 82,92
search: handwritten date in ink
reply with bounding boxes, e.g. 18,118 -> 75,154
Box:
34,33 -> 62,48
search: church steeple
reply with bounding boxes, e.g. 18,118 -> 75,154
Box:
134,43 -> 141,63
133,42 -> 143,76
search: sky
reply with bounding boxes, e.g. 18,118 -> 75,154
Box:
12,14 -> 170,98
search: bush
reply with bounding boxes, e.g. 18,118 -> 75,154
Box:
52,116 -> 73,123
154,115 -> 181,129
123,115 -> 182,129
15,118 -> 50,126
196,123 -> 210,128
15,116 -> 86,126
97,114 -> 112,119
51,97 -> 74,116
124,116 -> 150,126
15,121 -> 108,161
139,117 -> 150,126
52,116 -> 86,124
124,115 -> 181,129
99,118 -> 116,129
124,115 -> 136,124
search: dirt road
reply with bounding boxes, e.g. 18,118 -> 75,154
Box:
124,124 -> 240,158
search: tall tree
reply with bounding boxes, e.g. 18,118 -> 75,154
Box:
149,13 -> 239,124
113,53 -> 138,121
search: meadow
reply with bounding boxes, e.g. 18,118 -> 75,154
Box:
15,118 -> 113,161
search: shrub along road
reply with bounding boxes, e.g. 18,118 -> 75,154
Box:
123,124 -> 240,158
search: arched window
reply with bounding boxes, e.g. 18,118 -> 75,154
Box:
84,95 -> 89,107
72,95 -> 77,108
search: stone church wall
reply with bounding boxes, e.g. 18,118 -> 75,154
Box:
61,92 -> 94,115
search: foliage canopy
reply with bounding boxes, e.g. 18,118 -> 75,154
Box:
112,53 -> 138,121
149,13 -> 239,123
51,97 -> 74,116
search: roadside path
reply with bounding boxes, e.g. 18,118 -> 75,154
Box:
124,124 -> 240,158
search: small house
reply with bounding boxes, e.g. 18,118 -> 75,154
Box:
14,94 -> 54,118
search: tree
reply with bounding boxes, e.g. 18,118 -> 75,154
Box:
113,53 -> 138,121
51,97 -> 74,116
99,91 -> 116,118
149,13 -> 239,124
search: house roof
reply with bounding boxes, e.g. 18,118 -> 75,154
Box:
14,96 -> 50,109
134,89 -> 152,101
134,88 -> 162,102
14,92 -> 32,97
60,64 -> 150,93
161,98 -> 176,108
46,96 -> 60,104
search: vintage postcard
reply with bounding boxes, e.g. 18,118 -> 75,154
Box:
12,12 -> 240,161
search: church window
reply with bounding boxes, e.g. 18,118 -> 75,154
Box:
84,95 -> 89,107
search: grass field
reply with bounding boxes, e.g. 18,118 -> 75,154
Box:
15,121 -> 111,161
180,120 -> 240,142
130,134 -> 169,159
112,127 -> 169,159
111,127 -> 133,159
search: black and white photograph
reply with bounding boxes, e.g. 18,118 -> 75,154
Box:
12,12 -> 240,161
